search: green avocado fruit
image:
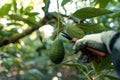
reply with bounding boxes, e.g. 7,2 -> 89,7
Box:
49,38 -> 65,64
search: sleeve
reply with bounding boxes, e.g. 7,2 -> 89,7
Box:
109,31 -> 120,78
109,31 -> 120,51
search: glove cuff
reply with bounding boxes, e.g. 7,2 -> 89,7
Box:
109,31 -> 120,51
101,30 -> 116,54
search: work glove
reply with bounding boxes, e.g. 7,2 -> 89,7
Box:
73,30 -> 116,63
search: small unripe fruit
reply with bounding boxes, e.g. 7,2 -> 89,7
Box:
49,38 -> 65,64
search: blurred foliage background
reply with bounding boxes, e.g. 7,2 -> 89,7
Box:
0,0 -> 120,80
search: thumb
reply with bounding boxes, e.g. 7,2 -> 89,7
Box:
73,39 -> 87,53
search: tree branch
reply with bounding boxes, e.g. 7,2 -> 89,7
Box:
0,17 -> 47,47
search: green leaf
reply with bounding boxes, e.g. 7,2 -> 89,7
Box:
20,5 -> 24,14
9,14 -> 40,27
62,63 -> 82,67
77,23 -> 109,34
61,0 -> 71,6
103,74 -> 119,80
9,14 -> 25,21
72,7 -> 113,19
0,4 -> 12,17
0,24 -> 3,30
95,0 -> 110,8
111,12 -> 120,18
0,30 -> 12,36
7,22 -> 23,26
66,24 -> 85,38
28,69 -> 45,80
12,0 -> 17,13
93,55 -> 113,72
10,28 -> 18,33
24,6 -> 33,13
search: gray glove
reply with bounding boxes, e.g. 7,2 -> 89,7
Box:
73,30 -> 116,54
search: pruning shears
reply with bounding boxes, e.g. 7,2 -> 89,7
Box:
61,32 -> 106,63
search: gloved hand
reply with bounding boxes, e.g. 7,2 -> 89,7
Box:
73,30 -> 116,54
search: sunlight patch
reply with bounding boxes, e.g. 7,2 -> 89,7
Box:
39,25 -> 54,38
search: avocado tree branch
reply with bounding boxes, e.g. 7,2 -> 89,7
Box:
0,16 -> 47,47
